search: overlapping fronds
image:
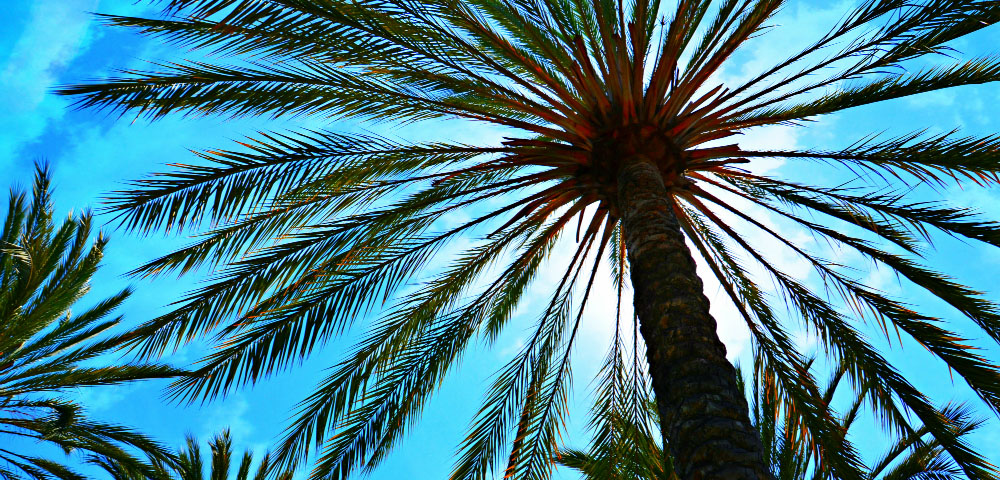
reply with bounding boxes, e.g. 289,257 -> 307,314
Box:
559,361 -> 984,480
61,0 -> 1000,478
92,430 -> 293,480
559,313 -> 667,480
0,164 -> 181,480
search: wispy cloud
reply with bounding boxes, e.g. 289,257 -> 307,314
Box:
0,0 -> 98,162
201,394 -> 255,442
74,384 -> 128,412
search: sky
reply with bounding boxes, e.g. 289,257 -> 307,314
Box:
3,0 -> 1000,478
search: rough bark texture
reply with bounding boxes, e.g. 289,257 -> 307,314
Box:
617,158 -> 771,480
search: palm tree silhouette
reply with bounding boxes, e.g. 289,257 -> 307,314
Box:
92,430 -> 292,480
0,164 -> 179,480
63,1 -> 1000,477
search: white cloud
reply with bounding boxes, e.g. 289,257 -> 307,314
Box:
191,394 -> 275,459
2,0 -> 96,108
498,336 -> 526,359
906,89 -> 956,109
201,394 -> 254,440
74,384 -> 128,412
0,0 -> 98,161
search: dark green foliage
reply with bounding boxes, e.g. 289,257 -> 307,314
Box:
559,362 -> 983,479
92,430 -> 292,480
0,164 -> 181,480
61,0 -> 1000,478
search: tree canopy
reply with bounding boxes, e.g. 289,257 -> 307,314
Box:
93,430 -> 292,480
60,0 -> 1000,478
0,164 -> 180,480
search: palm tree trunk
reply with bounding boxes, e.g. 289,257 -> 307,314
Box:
617,157 -> 771,480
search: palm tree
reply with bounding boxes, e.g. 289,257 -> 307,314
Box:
558,360 -> 985,479
92,430 -> 292,480
0,164 -> 180,480
61,0 -> 1000,478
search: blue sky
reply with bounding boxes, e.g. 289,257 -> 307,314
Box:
3,0 -> 1000,478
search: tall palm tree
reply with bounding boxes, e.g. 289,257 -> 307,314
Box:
62,0 -> 1000,478
0,164 -> 180,480
92,430 -> 292,480
558,359 -> 985,479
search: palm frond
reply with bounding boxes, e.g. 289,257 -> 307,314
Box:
63,0 -> 1000,478
0,163 -> 181,480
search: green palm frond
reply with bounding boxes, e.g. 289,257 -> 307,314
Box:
0,164 -> 182,480
63,0 -> 1000,478
570,317 -> 667,480
93,430 -> 292,480
559,361 -> 984,480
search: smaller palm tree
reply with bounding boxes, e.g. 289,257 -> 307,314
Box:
92,430 -> 292,480
0,163 -> 181,480
558,360 -> 983,480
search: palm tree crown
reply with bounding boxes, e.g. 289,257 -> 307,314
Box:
62,0 -> 1000,478
93,430 -> 292,480
0,164 -> 179,480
